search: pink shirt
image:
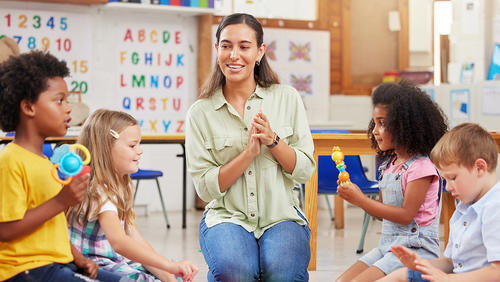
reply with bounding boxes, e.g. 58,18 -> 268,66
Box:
384,157 -> 440,226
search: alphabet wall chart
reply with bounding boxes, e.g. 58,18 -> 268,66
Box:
116,25 -> 191,134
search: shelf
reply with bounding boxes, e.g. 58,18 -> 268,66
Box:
100,2 -> 214,16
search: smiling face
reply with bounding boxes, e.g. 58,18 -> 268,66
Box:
215,23 -> 265,86
111,124 -> 143,177
32,77 -> 72,137
371,105 -> 394,152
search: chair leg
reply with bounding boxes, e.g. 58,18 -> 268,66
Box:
155,178 -> 171,229
324,195 -> 334,221
356,211 -> 371,254
133,180 -> 140,201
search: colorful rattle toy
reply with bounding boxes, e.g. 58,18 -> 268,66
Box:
50,144 -> 91,185
331,146 -> 350,184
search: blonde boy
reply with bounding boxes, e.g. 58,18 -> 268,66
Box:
378,123 -> 500,281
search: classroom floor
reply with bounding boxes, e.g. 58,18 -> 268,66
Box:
136,204 -> 446,282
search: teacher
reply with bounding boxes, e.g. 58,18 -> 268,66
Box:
185,13 -> 315,281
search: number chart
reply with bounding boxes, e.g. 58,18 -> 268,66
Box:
1,8 -> 92,97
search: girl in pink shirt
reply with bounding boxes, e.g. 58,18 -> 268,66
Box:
336,81 -> 448,282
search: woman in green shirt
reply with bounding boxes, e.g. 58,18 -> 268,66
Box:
186,13 -> 315,281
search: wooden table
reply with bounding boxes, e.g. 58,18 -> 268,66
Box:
305,132 -> 500,270
0,135 -> 189,228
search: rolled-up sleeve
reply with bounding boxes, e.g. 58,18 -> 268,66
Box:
185,104 -> 226,202
281,90 -> 315,183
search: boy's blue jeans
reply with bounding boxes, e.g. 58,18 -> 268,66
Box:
199,212 -> 311,282
5,262 -> 123,282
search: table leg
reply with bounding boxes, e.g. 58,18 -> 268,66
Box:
177,144 -> 187,229
305,152 -> 319,271
334,196 -> 344,229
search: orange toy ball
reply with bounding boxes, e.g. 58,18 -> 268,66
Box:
331,151 -> 344,163
339,171 -> 350,182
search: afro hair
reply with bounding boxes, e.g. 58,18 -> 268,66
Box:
0,50 -> 69,132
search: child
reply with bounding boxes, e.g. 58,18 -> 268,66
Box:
336,81 -> 448,282
0,51 -> 119,281
66,109 -> 198,282
379,123 -> 500,281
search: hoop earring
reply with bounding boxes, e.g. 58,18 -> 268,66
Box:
256,60 -> 260,66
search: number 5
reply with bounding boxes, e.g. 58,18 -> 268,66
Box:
60,17 -> 67,31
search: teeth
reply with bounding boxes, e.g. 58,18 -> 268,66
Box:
228,65 -> 242,69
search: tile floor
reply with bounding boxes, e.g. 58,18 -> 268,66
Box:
136,204 -> 446,282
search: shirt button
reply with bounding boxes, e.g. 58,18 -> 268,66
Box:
244,127 -> 248,131
463,221 -> 467,226
248,171 -> 252,175
458,263 -> 463,268
455,243 -> 459,248
250,192 -> 255,196
247,106 -> 251,110
411,227 -> 417,232
250,213 -> 255,217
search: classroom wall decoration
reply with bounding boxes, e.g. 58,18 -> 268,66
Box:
449,88 -> 470,127
0,6 -> 92,101
264,28 -> 330,123
211,26 -> 330,123
115,24 -> 191,134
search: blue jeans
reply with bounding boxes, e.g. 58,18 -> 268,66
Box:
6,262 -> 123,282
199,212 -> 311,282
407,269 -> 430,282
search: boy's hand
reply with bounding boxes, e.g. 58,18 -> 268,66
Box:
171,260 -> 198,282
391,245 -> 420,270
416,258 -> 449,282
337,182 -> 364,206
74,256 -> 98,279
56,173 -> 89,207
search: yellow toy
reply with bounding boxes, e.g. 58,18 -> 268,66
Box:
331,146 -> 350,184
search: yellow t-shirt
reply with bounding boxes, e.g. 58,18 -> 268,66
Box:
0,143 -> 73,280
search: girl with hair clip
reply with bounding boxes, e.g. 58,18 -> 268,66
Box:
67,109 -> 198,282
186,13 -> 315,282
336,81 -> 448,282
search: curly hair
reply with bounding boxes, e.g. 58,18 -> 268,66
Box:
367,80 -> 448,162
0,50 -> 69,132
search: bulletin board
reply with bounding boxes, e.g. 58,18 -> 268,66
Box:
0,1 -> 199,136
211,26 -> 330,124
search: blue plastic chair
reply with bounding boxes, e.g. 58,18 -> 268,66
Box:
317,154 -> 379,253
131,169 -> 170,228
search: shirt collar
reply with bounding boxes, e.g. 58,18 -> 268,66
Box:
211,85 -> 266,111
456,181 -> 500,215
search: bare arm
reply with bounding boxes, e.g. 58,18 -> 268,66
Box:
418,260 -> 500,281
0,174 -> 89,241
99,211 -> 197,281
338,176 -> 433,225
127,225 -> 181,282
70,244 -> 98,279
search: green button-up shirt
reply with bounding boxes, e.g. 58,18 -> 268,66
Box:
186,84 -> 315,238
